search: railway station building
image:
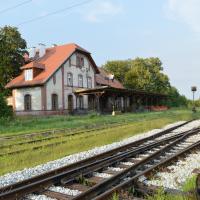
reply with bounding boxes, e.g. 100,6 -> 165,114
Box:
6,43 -> 168,115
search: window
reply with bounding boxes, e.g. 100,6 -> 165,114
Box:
52,94 -> 58,110
81,57 -> 84,67
87,77 -> 92,88
69,58 -> 71,67
78,74 -> 83,87
53,74 -> 56,85
76,55 -> 84,68
24,94 -> 31,111
77,96 -> 84,109
88,64 -> 91,72
67,73 -> 73,86
76,56 -> 81,68
25,69 -> 33,81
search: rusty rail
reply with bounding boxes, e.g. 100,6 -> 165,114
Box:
0,120 -> 194,200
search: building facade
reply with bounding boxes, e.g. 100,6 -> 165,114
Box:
6,43 -> 99,115
6,43 -> 168,115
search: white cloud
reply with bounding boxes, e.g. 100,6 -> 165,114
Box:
84,1 -> 123,23
165,0 -> 200,33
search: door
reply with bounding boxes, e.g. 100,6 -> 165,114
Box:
52,94 -> 58,110
68,95 -> 73,113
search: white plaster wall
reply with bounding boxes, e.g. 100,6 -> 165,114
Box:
64,53 -> 95,88
63,53 -> 95,109
46,68 -> 63,110
14,87 -> 42,111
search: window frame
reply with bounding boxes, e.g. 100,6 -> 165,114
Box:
87,76 -> 92,88
78,74 -> 83,88
67,72 -> 73,86
80,57 -> 84,67
76,55 -> 81,68
25,69 -> 33,81
76,55 -> 84,68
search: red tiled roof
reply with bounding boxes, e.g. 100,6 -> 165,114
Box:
96,68 -> 124,89
6,43 -> 99,89
20,61 -> 45,70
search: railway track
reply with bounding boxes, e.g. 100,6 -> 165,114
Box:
0,120 -> 197,200
0,123 -> 132,157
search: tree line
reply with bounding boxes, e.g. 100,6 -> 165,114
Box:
103,58 -> 188,107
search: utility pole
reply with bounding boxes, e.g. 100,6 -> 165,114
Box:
191,86 -> 197,112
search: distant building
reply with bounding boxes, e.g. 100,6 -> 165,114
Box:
6,43 -> 167,115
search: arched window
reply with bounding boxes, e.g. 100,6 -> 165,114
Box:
78,74 -> 83,87
52,94 -> 58,110
77,96 -> 84,109
24,94 -> 31,111
87,76 -> 92,88
67,73 -> 73,86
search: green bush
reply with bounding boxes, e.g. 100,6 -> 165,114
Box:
0,93 -> 13,118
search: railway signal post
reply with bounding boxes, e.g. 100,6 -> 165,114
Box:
191,86 -> 197,112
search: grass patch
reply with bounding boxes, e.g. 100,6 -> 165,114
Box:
146,175 -> 198,200
0,109 -> 199,175
0,109 -> 199,136
182,175 -> 197,192
0,109 -> 199,176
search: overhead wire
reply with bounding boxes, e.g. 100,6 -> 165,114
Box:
0,0 -> 32,15
17,0 -> 95,26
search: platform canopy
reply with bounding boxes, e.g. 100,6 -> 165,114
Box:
74,86 -> 167,98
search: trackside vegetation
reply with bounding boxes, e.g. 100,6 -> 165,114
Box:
146,175 -> 197,200
0,109 -> 199,175
0,109 -> 199,136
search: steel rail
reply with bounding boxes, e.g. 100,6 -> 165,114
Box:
0,121 -> 193,200
94,139 -> 200,200
0,130 -> 187,200
71,128 -> 200,200
0,121 -> 189,191
94,136 -> 200,200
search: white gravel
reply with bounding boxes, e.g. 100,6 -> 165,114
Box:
93,172 -> 113,178
120,161 -> 134,166
49,186 -> 82,196
0,120 -> 192,188
142,121 -> 200,190
145,150 -> 200,189
107,167 -> 123,172
25,194 -> 55,200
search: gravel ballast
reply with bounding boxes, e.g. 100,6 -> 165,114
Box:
145,150 -> 200,189
0,120 -> 196,188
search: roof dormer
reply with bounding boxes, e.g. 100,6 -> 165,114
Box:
21,61 -> 45,81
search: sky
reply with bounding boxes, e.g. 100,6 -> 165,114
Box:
0,0 -> 200,99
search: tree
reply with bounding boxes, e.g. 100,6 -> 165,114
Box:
166,87 -> 188,107
0,26 -> 26,94
103,57 -> 188,107
103,57 -> 171,94
125,64 -> 151,91
0,93 -> 12,118
144,57 -> 170,93
103,60 -> 131,83
125,57 -> 170,93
